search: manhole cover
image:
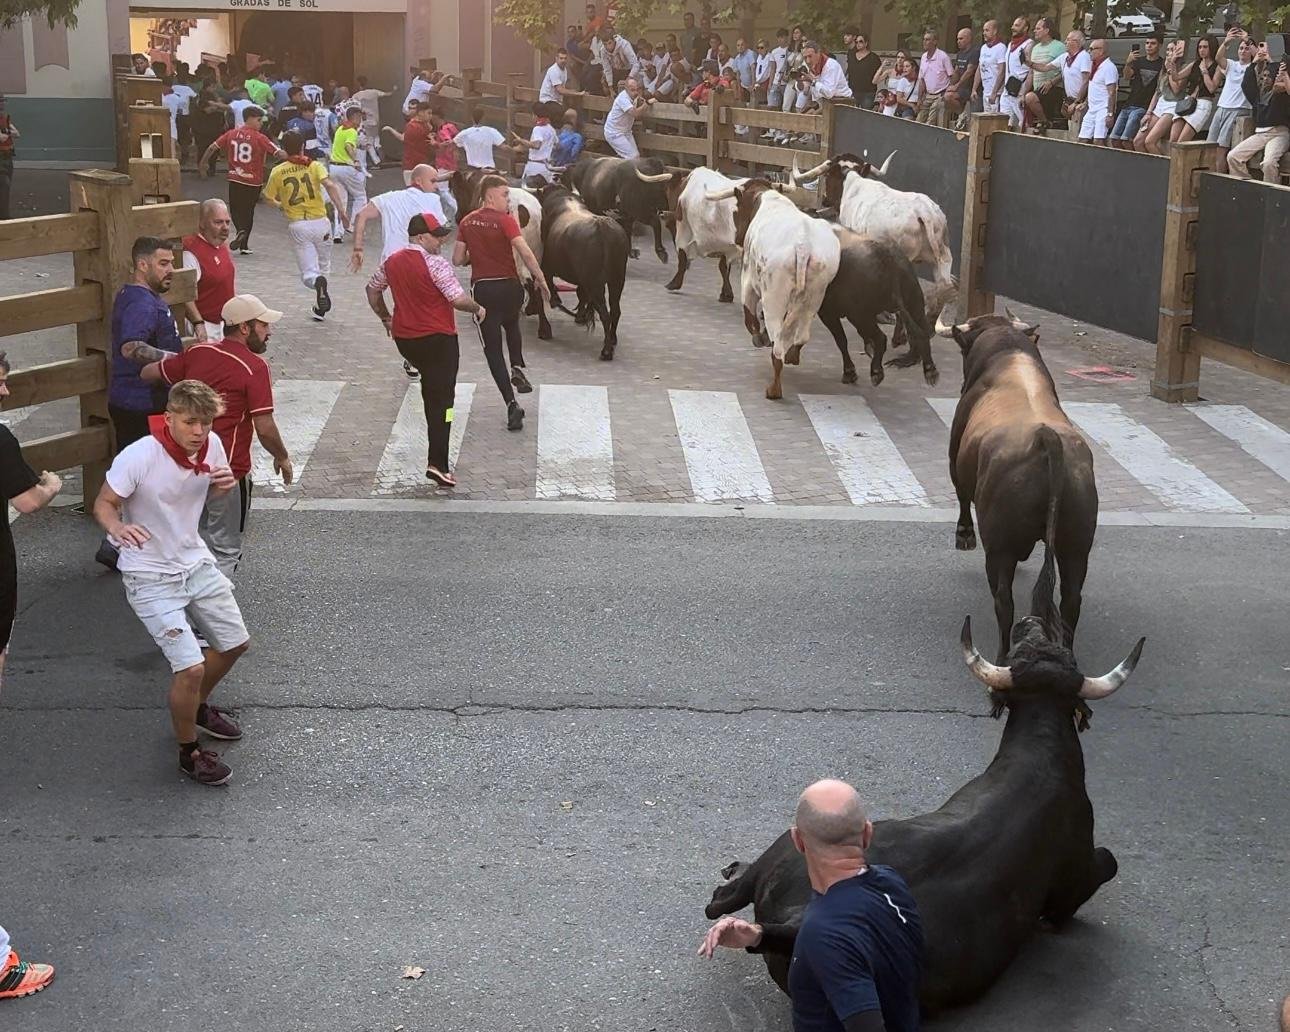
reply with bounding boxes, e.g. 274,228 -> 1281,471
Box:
1067,366 -> 1136,383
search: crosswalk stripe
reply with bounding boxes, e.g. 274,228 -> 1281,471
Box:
374,382 -> 475,493
251,380 -> 343,492
1065,402 -> 1248,514
668,389 -> 773,503
1187,404 -> 1290,484
802,394 -> 929,506
926,396 -> 958,428
536,384 -> 615,501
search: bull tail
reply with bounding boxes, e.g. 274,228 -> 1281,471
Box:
793,241 -> 810,293
1031,425 -> 1064,640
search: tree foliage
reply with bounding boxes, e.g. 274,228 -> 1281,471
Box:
0,0 -> 80,29
495,0 -> 564,49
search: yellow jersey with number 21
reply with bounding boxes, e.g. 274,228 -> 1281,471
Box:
264,160 -> 331,222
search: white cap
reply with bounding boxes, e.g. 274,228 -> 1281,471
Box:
221,293 -> 284,325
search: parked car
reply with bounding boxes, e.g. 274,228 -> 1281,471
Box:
1083,8 -> 1158,36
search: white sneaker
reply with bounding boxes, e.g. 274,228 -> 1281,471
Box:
760,130 -> 775,140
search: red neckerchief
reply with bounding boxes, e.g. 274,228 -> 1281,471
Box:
285,154 -> 311,166
1091,53 -> 1107,73
535,117 -> 550,126
1065,49 -> 1081,66
1009,34 -> 1027,52
808,50 -> 828,76
148,414 -> 211,473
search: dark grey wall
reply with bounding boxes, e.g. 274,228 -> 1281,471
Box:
832,107 -> 968,275
983,133 -> 1169,341
1193,174 -> 1290,365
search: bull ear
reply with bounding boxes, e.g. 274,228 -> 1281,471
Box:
517,207 -> 531,229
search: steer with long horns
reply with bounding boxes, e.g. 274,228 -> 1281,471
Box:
792,151 -> 957,335
661,166 -> 746,303
561,151 -> 677,263
703,178 -> 840,400
701,546 -> 1144,1014
937,311 -> 1098,663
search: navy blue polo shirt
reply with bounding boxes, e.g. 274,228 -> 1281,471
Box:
110,284 -> 182,412
788,865 -> 924,1032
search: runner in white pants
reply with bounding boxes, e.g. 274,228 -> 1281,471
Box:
262,129 -> 351,320
328,107 -> 367,239
604,76 -> 651,159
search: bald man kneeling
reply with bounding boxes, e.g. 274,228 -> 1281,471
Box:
698,780 -> 924,1032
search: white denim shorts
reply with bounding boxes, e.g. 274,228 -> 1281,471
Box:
123,559 -> 249,672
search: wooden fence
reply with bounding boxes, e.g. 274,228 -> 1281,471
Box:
0,171 -> 198,503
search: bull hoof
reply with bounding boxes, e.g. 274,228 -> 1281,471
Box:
870,367 -> 885,387
524,300 -> 541,316
538,326 -> 553,340
923,365 -> 940,387
751,335 -> 770,349
665,279 -> 683,292
1094,846 -> 1118,885
599,346 -> 615,361
886,352 -> 919,369
656,249 -> 669,263
766,385 -> 783,400
785,343 -> 803,365
628,248 -> 640,260
842,367 -> 858,385
718,291 -> 733,303
955,527 -> 977,551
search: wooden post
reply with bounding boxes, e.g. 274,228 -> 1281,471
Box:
1151,140 -> 1216,403
958,113 -> 1009,320
68,170 -> 134,506
708,91 -> 734,172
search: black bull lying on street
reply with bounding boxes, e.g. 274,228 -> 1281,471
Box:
705,571 -> 1145,1014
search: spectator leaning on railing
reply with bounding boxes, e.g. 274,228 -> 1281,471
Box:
1226,43 -> 1290,180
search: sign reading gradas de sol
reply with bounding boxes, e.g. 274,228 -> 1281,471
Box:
131,0 -> 406,11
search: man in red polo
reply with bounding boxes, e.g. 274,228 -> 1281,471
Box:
381,100 -> 435,186
139,294 -> 293,576
181,199 -> 237,339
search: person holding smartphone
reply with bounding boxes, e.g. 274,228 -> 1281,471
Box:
1225,42 -> 1290,180
1209,28 -> 1257,171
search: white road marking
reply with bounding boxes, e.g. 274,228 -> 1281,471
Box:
374,381 -> 475,493
926,396 -> 959,428
668,390 -> 773,503
802,394 -> 929,506
1066,402 -> 1248,514
536,384 -> 615,501
250,379 -> 343,493
1188,404 -> 1290,485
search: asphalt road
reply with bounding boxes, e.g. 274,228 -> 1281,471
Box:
2,508 -> 1287,1032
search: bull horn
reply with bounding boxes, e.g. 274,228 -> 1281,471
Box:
704,186 -> 738,201
635,168 -> 674,183
792,157 -> 831,185
935,315 -> 969,338
1003,306 -> 1039,335
875,150 -> 897,178
1078,638 -> 1146,700
960,617 -> 1013,692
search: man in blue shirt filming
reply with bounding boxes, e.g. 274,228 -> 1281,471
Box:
699,779 -> 924,1032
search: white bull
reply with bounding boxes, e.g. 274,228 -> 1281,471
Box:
507,185 -> 553,338
661,165 -> 748,303
793,152 -> 956,317
706,180 -> 841,400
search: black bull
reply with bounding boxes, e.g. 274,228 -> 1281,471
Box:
944,314 -> 1098,664
705,601 -> 1145,1015
535,185 -> 629,360
563,152 -> 672,263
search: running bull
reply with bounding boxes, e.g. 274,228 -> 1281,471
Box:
703,566 -> 1145,1014
660,165 -> 744,303
563,152 -> 672,263
535,184 -> 629,360
939,311 -> 1098,663
704,178 -> 840,400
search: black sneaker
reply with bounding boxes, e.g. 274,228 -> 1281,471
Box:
403,360 -> 420,380
311,307 -> 326,322
510,366 -> 533,393
314,275 -> 331,315
507,401 -> 525,431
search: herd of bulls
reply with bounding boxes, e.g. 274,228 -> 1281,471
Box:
450,148 -> 1148,1018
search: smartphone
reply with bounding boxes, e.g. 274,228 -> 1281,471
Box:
1131,43 -> 1141,53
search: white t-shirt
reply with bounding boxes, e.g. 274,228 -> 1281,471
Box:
523,123 -> 558,180
889,76 -> 917,111
540,63 -> 568,103
351,88 -> 385,126
1059,50 -> 1093,99
605,90 -> 638,138
770,45 -> 789,84
372,187 -> 447,260
171,82 -> 197,116
454,124 -> 506,168
755,52 -> 776,87
403,77 -> 435,113
1217,59 -> 1253,109
979,41 -> 1007,95
162,93 -> 184,138
1087,57 -> 1119,111
229,98 -> 257,127
107,433 -> 229,575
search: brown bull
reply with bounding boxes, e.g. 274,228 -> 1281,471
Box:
942,312 -> 1098,664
